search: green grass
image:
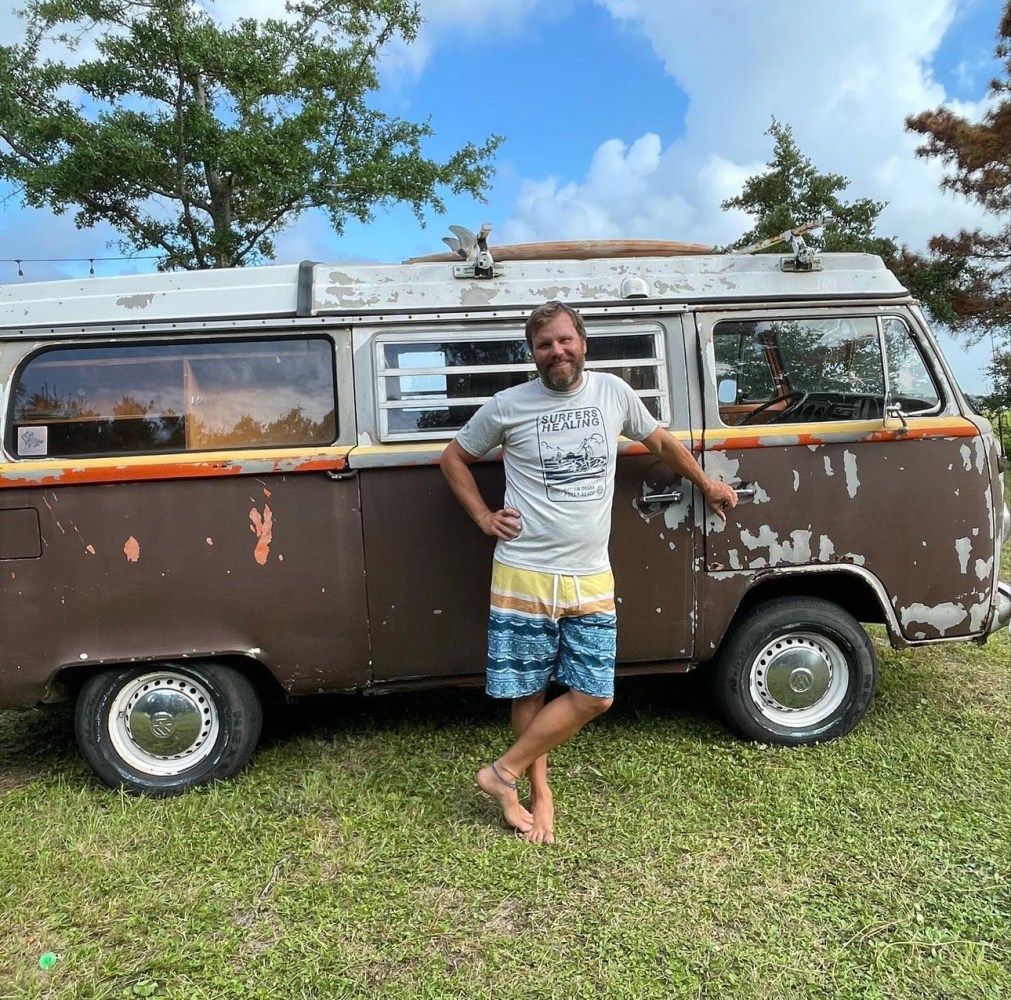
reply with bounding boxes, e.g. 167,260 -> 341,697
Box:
3,498 -> 1010,999
1,630 -> 1007,1000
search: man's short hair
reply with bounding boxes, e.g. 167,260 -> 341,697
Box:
524,300 -> 587,347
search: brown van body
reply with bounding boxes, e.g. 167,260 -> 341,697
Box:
0,248 -> 1007,790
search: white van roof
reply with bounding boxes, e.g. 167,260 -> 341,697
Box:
0,250 -> 908,333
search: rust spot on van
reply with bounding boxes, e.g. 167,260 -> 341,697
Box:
124,536 -> 140,562
249,505 -> 273,565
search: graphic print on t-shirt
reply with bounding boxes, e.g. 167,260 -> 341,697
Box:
537,406 -> 609,502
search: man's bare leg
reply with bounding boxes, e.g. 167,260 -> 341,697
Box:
476,689 -> 611,834
512,693 -> 554,844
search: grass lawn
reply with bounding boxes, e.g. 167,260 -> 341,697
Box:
2,503 -> 1010,998
1,631 -> 1007,999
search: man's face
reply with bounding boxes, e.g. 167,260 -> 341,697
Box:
531,313 -> 587,391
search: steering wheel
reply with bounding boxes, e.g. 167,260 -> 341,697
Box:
740,389 -> 809,425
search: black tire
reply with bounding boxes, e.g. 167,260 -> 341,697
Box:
74,662 -> 262,795
712,597 -> 877,745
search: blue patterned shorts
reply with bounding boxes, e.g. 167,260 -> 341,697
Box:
486,562 -> 617,700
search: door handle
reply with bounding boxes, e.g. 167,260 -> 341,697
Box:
637,489 -> 683,506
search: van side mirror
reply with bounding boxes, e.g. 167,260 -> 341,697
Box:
884,401 -> 909,435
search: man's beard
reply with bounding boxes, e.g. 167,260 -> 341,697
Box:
540,357 -> 584,391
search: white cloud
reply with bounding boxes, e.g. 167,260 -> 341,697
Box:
503,0 -> 994,253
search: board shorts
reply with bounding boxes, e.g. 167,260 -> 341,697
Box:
486,561 -> 617,700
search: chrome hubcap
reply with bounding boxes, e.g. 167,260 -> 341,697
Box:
749,632 -> 849,728
109,671 -> 220,775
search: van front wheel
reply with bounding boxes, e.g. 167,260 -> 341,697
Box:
75,663 -> 262,795
713,597 -> 877,744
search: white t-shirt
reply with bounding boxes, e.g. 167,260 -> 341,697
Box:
455,371 -> 661,575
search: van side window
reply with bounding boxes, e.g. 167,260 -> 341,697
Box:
10,338 -> 336,458
714,316 -> 939,426
376,325 -> 669,441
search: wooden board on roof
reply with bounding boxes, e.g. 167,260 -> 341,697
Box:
404,239 -> 722,264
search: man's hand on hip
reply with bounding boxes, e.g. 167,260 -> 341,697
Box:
480,508 -> 523,540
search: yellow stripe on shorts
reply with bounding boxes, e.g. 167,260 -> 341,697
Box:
490,561 -> 615,620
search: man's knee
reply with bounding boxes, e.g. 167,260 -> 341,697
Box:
570,690 -> 613,720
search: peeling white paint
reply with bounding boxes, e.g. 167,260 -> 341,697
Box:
703,452 -> 741,484
740,525 -> 813,566
969,600 -> 988,631
973,437 -> 986,474
900,601 -> 968,635
728,549 -> 742,570
823,456 -> 834,477
784,530 -> 813,563
819,535 -> 835,561
843,450 -> 860,498
843,553 -> 866,566
959,444 -> 973,472
742,524 -> 778,551
793,470 -> 800,492
975,557 -> 993,581
662,500 -> 691,531
357,431 -> 374,447
753,483 -> 771,504
955,537 -> 972,574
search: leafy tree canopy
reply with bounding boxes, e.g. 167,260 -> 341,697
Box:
902,0 -> 1010,389
0,0 -> 502,269
721,118 -> 897,259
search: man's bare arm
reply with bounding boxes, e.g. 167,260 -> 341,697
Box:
640,427 -> 737,520
439,439 -> 523,540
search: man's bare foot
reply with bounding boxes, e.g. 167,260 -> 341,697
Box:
523,790 -> 554,845
476,762 -> 533,833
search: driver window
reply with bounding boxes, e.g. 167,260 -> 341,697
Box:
714,316 -> 885,426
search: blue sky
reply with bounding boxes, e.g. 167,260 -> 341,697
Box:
0,0 -> 1006,391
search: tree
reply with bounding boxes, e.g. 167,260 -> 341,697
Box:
721,118 -> 897,259
903,0 -> 1010,404
0,0 -> 501,269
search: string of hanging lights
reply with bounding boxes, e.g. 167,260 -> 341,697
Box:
2,255 -> 161,279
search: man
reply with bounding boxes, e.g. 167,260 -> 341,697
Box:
440,300 -> 736,843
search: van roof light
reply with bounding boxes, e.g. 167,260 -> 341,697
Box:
621,276 -> 650,299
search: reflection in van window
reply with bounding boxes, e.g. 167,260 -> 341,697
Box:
715,316 -> 939,426
376,327 -> 669,441
11,338 -> 336,458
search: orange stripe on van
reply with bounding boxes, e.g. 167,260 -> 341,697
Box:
0,448 -> 350,489
704,417 -> 980,451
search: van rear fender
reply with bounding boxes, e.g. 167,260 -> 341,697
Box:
44,652 -> 289,708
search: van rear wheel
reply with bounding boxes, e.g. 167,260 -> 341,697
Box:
713,597 -> 877,744
74,662 -> 262,795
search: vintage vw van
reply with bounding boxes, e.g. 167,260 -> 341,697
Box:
0,237 -> 1007,793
